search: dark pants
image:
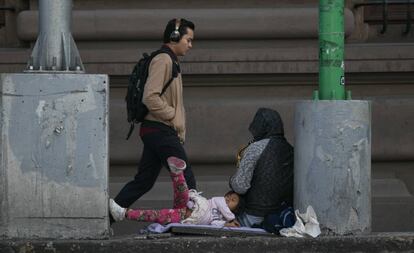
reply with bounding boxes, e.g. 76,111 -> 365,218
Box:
114,121 -> 196,208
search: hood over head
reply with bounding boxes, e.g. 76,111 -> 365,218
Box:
248,108 -> 284,141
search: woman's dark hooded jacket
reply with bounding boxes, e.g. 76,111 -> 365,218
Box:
242,108 -> 294,216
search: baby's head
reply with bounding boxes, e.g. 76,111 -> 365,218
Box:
224,191 -> 245,214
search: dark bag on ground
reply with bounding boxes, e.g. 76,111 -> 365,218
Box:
125,48 -> 178,140
252,202 -> 296,234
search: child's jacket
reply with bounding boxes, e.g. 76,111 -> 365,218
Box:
181,190 -> 235,226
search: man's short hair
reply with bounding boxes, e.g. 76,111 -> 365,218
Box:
163,18 -> 195,43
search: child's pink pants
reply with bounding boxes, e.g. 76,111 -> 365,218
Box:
126,171 -> 189,224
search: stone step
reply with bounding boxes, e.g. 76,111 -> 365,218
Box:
1,232 -> 414,253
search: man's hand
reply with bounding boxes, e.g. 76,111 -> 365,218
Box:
224,220 -> 240,227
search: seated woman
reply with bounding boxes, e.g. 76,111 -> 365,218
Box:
229,108 -> 294,227
110,157 -> 243,227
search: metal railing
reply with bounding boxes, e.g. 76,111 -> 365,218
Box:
355,0 -> 412,35
0,6 -> 15,11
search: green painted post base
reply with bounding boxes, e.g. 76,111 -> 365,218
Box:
313,90 -> 352,100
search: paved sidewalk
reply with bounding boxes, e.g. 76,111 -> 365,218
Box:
1,233 -> 413,253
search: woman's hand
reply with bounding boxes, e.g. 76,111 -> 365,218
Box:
224,220 -> 240,227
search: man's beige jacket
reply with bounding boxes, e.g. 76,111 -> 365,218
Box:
143,53 -> 186,142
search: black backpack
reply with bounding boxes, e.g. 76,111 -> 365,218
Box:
125,48 -> 178,140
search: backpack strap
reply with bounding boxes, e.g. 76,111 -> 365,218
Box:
161,76 -> 174,96
126,123 -> 135,140
157,48 -> 178,95
154,48 -> 180,78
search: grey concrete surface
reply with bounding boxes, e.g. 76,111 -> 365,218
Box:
0,233 -> 413,253
0,73 -> 109,239
294,101 -> 371,235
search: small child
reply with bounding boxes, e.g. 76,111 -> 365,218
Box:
110,156 -> 243,227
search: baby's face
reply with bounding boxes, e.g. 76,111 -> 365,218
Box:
225,192 -> 240,212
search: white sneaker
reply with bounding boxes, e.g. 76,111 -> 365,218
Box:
167,156 -> 186,174
109,199 -> 126,222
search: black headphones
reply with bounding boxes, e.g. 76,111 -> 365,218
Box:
170,18 -> 181,43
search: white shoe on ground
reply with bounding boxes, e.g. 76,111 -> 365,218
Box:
167,156 -> 187,174
109,199 -> 126,222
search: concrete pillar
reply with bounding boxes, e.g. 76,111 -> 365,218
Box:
294,100 -> 371,235
0,73 -> 109,239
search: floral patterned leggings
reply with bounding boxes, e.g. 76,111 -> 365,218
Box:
126,171 -> 189,224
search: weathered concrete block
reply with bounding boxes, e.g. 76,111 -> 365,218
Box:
0,73 -> 109,239
294,100 -> 371,235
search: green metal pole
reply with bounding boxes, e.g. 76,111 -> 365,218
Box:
318,0 -> 345,100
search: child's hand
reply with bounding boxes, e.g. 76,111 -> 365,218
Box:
224,220 -> 240,227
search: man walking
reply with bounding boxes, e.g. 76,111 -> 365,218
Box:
112,18 -> 196,219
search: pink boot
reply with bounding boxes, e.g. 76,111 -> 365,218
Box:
167,156 -> 186,174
